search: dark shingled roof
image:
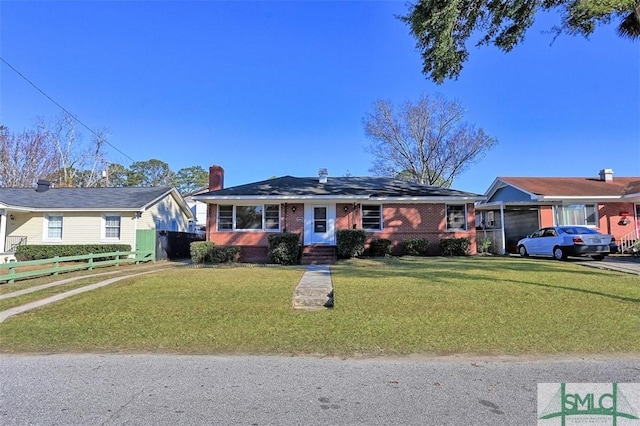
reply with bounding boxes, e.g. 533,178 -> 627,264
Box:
196,176 -> 482,198
0,187 -> 175,210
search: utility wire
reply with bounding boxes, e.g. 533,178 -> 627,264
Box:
0,56 -> 136,163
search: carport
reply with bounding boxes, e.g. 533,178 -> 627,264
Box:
476,203 -> 541,254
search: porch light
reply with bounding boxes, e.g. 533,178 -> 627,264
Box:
343,206 -> 349,212
9,214 -> 14,221
291,206 -> 296,212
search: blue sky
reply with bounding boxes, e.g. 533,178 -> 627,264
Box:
1,1 -> 639,195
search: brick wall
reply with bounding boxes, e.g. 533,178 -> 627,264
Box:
367,203 -> 477,255
598,203 -> 637,240
539,205 -> 554,227
206,201 -> 478,258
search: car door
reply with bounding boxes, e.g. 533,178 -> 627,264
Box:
526,229 -> 545,255
539,228 -> 559,256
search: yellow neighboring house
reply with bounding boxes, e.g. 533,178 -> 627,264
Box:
0,181 -> 194,262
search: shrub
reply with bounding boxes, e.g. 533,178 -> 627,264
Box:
190,241 -> 216,264
439,238 -> 471,256
479,237 -> 492,255
336,229 -> 366,259
268,233 -> 301,265
190,241 -> 240,264
15,244 -> 132,261
401,238 -> 430,256
369,238 -> 392,257
211,246 -> 241,263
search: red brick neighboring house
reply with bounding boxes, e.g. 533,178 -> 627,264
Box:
193,166 -> 484,262
475,169 -> 640,254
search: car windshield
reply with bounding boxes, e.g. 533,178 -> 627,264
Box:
559,227 -> 599,235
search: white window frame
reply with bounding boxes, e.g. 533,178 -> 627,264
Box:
217,204 -> 281,232
554,204 -> 598,227
446,204 -> 468,231
101,214 -> 122,241
43,214 -> 63,242
361,204 -> 382,231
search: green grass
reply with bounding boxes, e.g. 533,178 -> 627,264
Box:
0,257 -> 638,356
0,262 -> 179,311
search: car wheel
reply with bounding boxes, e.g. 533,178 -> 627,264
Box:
553,247 -> 567,261
518,245 -> 528,257
591,255 -> 604,261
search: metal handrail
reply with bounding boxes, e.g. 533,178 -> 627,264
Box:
4,236 -> 27,253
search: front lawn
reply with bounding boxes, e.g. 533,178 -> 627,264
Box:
0,257 -> 638,355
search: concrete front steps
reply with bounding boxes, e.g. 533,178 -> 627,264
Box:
292,265 -> 334,311
301,245 -> 336,265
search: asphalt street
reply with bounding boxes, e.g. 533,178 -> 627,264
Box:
1,354 -> 639,425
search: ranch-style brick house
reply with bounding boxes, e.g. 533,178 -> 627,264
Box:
475,169 -> 640,254
193,166 -> 484,263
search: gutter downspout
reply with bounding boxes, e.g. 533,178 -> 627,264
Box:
0,210 -> 6,253
499,204 -> 506,255
133,210 -> 141,255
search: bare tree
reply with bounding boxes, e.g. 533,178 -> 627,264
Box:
38,114 -> 108,187
0,125 -> 59,187
363,94 -> 497,187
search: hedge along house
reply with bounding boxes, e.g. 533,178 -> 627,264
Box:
475,169 -> 640,254
193,166 -> 485,263
0,181 -> 194,262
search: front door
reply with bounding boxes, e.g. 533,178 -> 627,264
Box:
304,205 -> 335,245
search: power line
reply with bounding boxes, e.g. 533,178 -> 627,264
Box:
0,56 -> 136,163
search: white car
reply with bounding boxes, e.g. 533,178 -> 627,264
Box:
517,226 -> 613,261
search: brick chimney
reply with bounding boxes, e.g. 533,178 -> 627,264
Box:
598,168 -> 613,182
209,165 -> 224,191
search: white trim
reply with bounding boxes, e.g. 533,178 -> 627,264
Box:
366,196 -> 483,202
195,195 -> 484,203
482,178 -> 539,201
499,204 -> 506,255
303,204 -> 336,245
537,196 -> 622,201
360,204 -> 383,232
101,214 -> 122,242
42,213 -> 63,243
217,203 -> 282,232
552,203 -> 599,227
0,210 -> 6,252
445,204 -> 468,231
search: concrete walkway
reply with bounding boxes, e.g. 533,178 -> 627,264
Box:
579,256 -> 640,275
0,269 -> 165,323
292,265 -> 334,310
0,265 -> 165,301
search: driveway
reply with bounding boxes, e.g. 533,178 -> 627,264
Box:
1,354 -> 639,425
578,255 -> 640,275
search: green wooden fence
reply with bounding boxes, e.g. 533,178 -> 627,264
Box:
0,250 -> 154,284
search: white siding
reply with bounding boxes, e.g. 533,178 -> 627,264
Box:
138,193 -> 190,232
7,211 -> 137,248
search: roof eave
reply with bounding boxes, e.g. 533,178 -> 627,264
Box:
194,195 -> 484,203
537,195 -> 624,201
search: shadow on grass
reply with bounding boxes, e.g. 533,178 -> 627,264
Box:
332,256 -> 640,304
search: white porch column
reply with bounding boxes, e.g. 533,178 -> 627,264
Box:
0,210 -> 6,253
499,204 -> 506,255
